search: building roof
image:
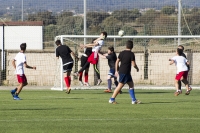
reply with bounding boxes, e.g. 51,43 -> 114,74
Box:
0,21 -> 43,26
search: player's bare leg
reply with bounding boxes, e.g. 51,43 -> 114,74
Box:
178,80 -> 182,94
181,78 -> 192,95
84,68 -> 90,86
16,82 -> 27,94
127,81 -> 141,104
112,83 -> 124,98
109,83 -> 124,103
174,80 -> 181,96
13,82 -> 27,100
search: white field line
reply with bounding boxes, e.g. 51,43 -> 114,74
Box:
0,118 -> 200,122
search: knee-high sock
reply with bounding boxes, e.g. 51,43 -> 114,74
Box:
93,64 -> 100,79
85,72 -> 88,83
107,79 -> 112,90
79,72 -> 83,81
64,76 -> 71,88
129,89 -> 136,101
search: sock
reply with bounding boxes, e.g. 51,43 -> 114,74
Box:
129,89 -> 136,101
107,79 -> 112,90
79,72 -> 83,81
15,93 -> 19,97
64,77 -> 70,88
12,88 -> 17,93
110,98 -> 115,101
114,80 -> 118,87
68,76 -> 71,88
85,72 -> 88,83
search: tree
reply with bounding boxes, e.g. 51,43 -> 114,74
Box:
190,7 -> 199,13
151,15 -> 177,35
112,9 -> 141,23
101,16 -> 122,35
161,6 -> 176,15
86,12 -> 110,27
182,12 -> 200,35
137,9 -> 160,25
122,25 -> 138,35
44,24 -> 58,41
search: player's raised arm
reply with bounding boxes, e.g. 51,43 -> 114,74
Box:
70,51 -> 79,60
98,53 -> 106,59
80,42 -> 98,48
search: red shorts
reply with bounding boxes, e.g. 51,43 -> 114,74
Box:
17,74 -> 27,83
175,71 -> 188,80
87,52 -> 99,64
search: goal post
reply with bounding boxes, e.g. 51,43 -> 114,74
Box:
51,35 -> 200,91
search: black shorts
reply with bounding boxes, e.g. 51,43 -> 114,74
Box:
81,56 -> 90,68
63,63 -> 73,73
119,73 -> 133,84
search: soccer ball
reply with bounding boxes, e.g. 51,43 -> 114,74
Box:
118,30 -> 124,37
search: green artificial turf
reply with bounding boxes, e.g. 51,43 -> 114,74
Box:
0,89 -> 200,133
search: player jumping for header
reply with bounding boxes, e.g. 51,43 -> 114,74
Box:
75,31 -> 107,86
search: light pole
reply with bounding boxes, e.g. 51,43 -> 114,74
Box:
178,0 -> 181,45
22,0 -> 23,21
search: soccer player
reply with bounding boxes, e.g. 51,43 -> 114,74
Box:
98,46 -> 120,93
169,48 -> 191,96
109,40 -> 141,104
78,43 -> 92,86
177,45 -> 192,93
55,40 -> 78,94
75,31 -> 107,85
10,43 -> 36,100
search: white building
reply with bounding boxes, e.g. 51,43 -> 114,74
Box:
0,21 -> 43,50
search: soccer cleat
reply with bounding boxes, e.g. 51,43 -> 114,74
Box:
13,96 -> 21,100
104,89 -> 112,93
174,91 -> 180,96
84,82 -> 90,87
185,87 -> 192,95
79,81 -> 84,86
178,90 -> 182,94
10,90 -> 15,97
66,88 -> 71,94
132,100 -> 141,104
96,79 -> 102,86
109,99 -> 117,104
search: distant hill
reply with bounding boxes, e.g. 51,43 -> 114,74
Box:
0,0 -> 200,13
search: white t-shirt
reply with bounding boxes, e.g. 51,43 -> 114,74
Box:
14,52 -> 26,74
171,56 -> 188,73
92,40 -> 104,52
